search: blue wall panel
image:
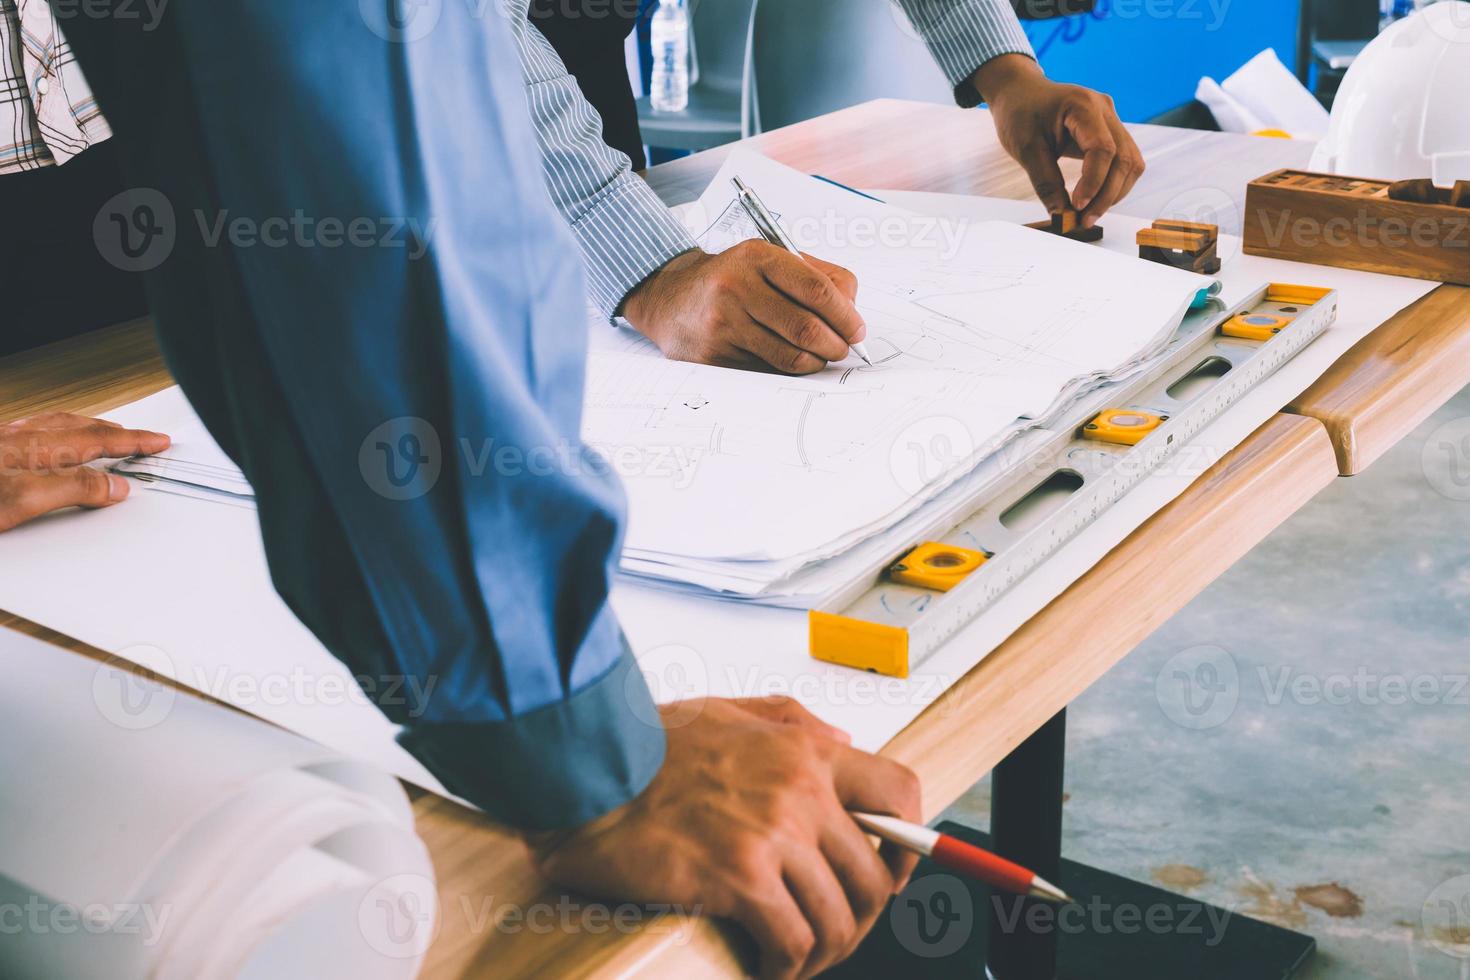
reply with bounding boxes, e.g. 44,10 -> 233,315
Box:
1021,1 -> 1301,123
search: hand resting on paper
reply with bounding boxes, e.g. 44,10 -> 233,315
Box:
975,54 -> 1147,230
528,695 -> 922,980
620,241 -> 867,376
0,414 -> 171,533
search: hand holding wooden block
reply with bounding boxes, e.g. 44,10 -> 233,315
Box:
1024,209 -> 1105,243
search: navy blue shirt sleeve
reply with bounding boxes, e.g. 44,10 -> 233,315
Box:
55,0 -> 665,829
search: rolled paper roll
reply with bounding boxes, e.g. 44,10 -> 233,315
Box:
0,631 -> 437,980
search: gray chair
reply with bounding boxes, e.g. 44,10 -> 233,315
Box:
749,0 -> 954,134
637,0 -> 759,152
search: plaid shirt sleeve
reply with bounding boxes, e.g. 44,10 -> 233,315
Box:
1,0 -> 111,173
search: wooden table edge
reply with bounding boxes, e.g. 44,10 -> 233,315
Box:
1286,283 -> 1470,476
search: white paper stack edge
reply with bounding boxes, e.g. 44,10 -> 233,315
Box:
0,630 -> 437,980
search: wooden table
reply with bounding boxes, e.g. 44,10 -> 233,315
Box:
3,99 -> 1467,977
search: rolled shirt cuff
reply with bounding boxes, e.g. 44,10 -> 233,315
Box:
569,171 -> 698,322
398,640 -> 667,831
910,0 -> 1037,108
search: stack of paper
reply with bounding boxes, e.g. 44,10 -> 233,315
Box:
597,150 -> 1209,603
0,631 -> 437,980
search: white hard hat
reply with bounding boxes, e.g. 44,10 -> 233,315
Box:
1310,1 -> 1470,184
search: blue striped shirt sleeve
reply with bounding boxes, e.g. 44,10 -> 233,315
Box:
505,1 -> 696,320
894,0 -> 1036,106
506,0 -> 1033,321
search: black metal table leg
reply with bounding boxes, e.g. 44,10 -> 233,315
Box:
987,709 -> 1067,980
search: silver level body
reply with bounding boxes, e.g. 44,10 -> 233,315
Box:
810,282 -> 1339,677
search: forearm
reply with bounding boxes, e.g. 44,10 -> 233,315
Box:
58,0 -> 664,829
970,50 -> 1047,103
892,0 -> 1036,106
508,0 -> 695,318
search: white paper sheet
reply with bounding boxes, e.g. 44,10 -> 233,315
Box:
600,151 -> 1207,575
0,395 -> 446,797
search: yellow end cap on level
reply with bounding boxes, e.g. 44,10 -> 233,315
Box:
1081,409 -> 1167,446
1266,283 -> 1331,306
1222,312 -> 1294,341
809,611 -> 909,679
888,542 -> 989,592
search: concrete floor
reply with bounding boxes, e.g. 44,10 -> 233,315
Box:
943,385 -> 1470,979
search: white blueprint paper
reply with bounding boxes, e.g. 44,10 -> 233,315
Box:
592,151 -> 1209,565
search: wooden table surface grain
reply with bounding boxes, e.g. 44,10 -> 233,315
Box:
1,99 -> 1466,979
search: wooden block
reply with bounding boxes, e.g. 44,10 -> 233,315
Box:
1137,218 -> 1219,274
1138,241 -> 1218,274
1453,181 -> 1470,210
1024,214 -> 1104,243
1053,209 -> 1079,235
1245,168 -> 1470,286
1152,219 -> 1219,239
1136,228 -> 1211,252
1191,243 -> 1222,275
1388,178 -> 1442,205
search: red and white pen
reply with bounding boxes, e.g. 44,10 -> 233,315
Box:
853,812 -> 1073,903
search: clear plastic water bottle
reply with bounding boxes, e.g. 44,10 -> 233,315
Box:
650,0 -> 689,113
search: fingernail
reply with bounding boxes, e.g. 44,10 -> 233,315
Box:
108,474 -> 131,501
1081,215 -> 1096,229
853,322 -> 868,343
146,432 -> 172,452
